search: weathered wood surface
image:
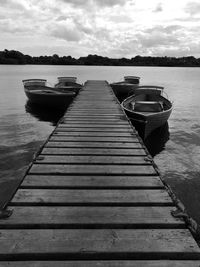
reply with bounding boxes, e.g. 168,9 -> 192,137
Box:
45,141 -> 143,148
11,189 -> 172,205
58,124 -> 132,128
41,147 -> 146,155
1,261 -> 200,267
61,119 -> 127,126
50,136 -> 139,142
64,114 -> 124,117
1,80 -> 199,264
56,127 -> 134,132
62,119 -> 129,123
54,131 -> 136,136
35,155 -> 149,164
21,175 -> 164,188
29,164 -> 156,175
0,206 -> 183,228
0,229 -> 199,259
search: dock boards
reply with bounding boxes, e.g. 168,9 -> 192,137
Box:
0,80 -> 200,266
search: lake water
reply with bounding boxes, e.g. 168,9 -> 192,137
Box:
0,65 -> 200,224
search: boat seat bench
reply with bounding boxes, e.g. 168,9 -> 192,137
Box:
130,101 -> 163,112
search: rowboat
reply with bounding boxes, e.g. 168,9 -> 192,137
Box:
110,76 -> 140,98
54,77 -> 82,94
22,78 -> 82,109
121,85 -> 173,139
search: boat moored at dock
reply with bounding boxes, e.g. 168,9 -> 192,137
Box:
110,76 -> 140,98
22,77 -> 82,109
54,77 -> 82,94
122,85 -> 173,139
124,76 -> 140,84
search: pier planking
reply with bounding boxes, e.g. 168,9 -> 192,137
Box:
0,80 -> 200,265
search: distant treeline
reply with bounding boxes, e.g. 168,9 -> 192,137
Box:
1,49 -> 200,67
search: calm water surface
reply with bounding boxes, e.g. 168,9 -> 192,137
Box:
0,65 -> 200,223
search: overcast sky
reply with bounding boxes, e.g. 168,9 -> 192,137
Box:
0,0 -> 200,58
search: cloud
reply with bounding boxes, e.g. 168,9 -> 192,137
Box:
59,0 -> 126,8
134,25 -> 183,50
51,26 -> 82,42
108,15 -> 133,24
0,19 -> 34,34
0,0 -> 29,11
93,0 -> 125,7
0,0 -> 199,58
184,1 -> 200,15
153,3 -> 163,12
138,33 -> 179,49
145,25 -> 183,35
103,24 -> 186,58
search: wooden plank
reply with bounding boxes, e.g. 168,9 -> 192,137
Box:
62,117 -> 127,121
61,121 -> 128,125
35,155 -> 149,165
68,105 -> 119,108
0,229 -> 199,260
67,110 -> 121,113
54,132 -> 135,137
45,142 -> 142,148
68,109 -> 121,112
65,114 -> 126,118
0,207 -> 184,228
62,121 -> 128,124
11,189 -> 172,205
49,136 -> 138,142
63,119 -> 127,123
64,114 -> 123,117
41,147 -> 146,155
29,164 -> 156,175
56,128 -> 134,132
72,98 -> 116,100
21,175 -> 163,189
58,124 -> 131,128
1,261 -> 200,267
66,112 -> 123,115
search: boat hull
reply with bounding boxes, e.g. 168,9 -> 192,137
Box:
25,89 -> 75,110
54,83 -> 82,94
125,107 -> 172,139
122,94 -> 173,139
110,82 -> 138,98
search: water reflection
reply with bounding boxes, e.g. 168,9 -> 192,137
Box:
25,100 -> 65,126
164,172 -> 200,224
130,121 -> 170,157
144,123 -> 170,157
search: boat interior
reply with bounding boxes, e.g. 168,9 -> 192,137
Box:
126,91 -> 172,114
22,79 -> 47,87
124,76 -> 140,84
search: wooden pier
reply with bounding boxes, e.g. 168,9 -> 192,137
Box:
0,80 -> 200,266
